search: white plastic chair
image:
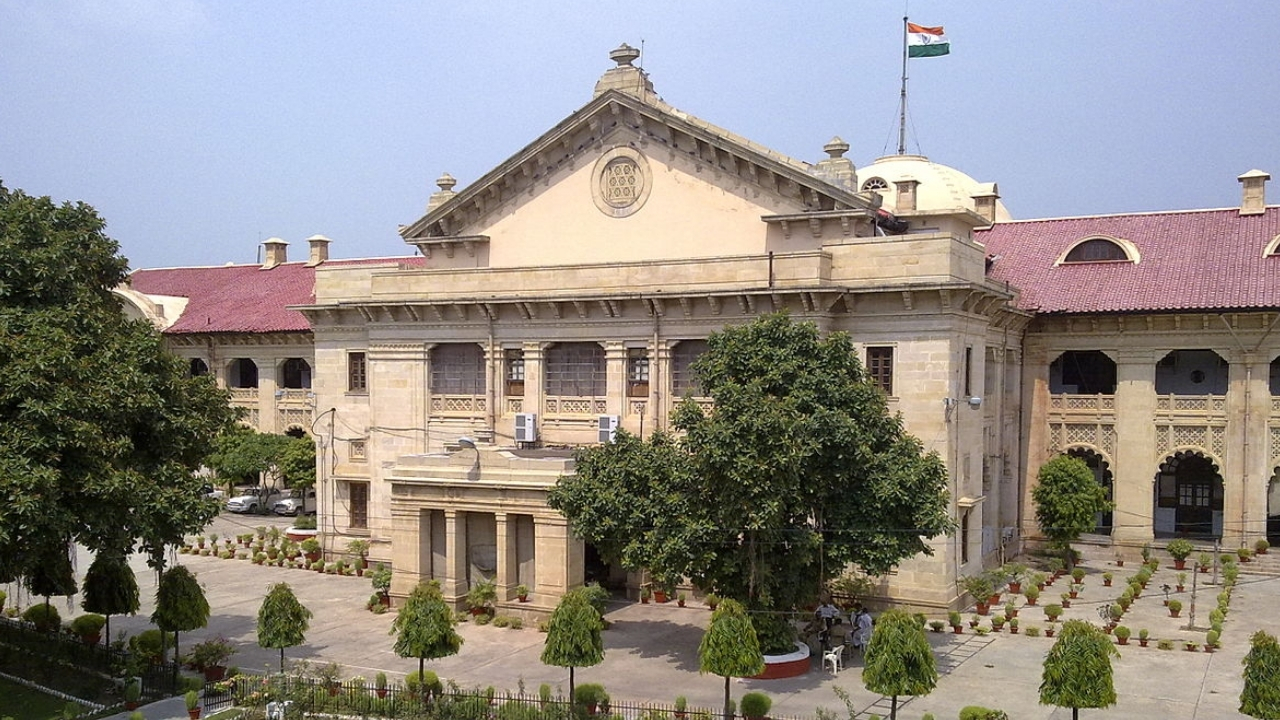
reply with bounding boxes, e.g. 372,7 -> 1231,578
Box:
823,645 -> 844,673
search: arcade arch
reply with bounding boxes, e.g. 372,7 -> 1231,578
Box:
1064,447 -> 1113,535
1153,451 -> 1223,538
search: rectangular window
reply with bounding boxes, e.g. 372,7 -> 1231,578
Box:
964,346 -> 973,397
866,347 -> 894,396
349,482 -> 369,529
430,344 -> 486,395
505,349 -> 525,397
347,352 -> 367,393
960,509 -> 971,564
671,340 -> 708,397
545,343 -> 606,397
627,348 -> 650,397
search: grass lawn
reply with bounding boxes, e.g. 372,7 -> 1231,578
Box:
0,676 -> 84,719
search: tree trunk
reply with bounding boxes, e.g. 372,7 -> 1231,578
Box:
1072,708 -> 1078,720
889,695 -> 898,720
569,666 -> 575,709
279,647 -> 285,674
173,631 -> 181,688
724,675 -> 731,720
104,615 -> 111,648
419,656 -> 425,682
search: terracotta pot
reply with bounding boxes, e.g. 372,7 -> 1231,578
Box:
1169,609 -> 1181,618
1009,627 -> 1019,635
641,597 -> 650,604
988,594 -> 1002,605
518,595 -> 529,603
677,600 -> 686,607
1139,639 -> 1149,647
1008,582 -> 1022,594
1103,579 -> 1113,587
1045,628 -> 1056,638
1117,637 -> 1128,645
1116,559 -> 1125,567
1205,646 -> 1216,653
1069,591 -> 1078,599
81,632 -> 101,646
188,709 -> 201,720
952,626 -> 963,634
377,689 -> 388,698
1176,585 -> 1185,593
654,591 -> 668,604
976,602 -> 989,616
203,665 -> 226,682
1174,559 -> 1186,570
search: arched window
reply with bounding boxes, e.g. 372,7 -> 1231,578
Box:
1060,237 -> 1134,264
228,359 -> 258,388
861,177 -> 889,191
280,358 -> 311,389
189,358 -> 209,377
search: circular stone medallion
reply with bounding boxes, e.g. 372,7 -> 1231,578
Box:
592,147 -> 651,218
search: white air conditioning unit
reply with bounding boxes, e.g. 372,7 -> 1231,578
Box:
597,415 -> 620,443
514,412 -> 538,443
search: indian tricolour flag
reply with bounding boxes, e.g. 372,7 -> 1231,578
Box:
907,22 -> 950,58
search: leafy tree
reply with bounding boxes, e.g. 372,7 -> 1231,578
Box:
207,427 -> 314,492
550,314 -> 952,651
541,588 -> 605,702
863,609 -> 937,720
1040,619 -> 1118,719
152,565 -> 210,678
698,598 -> 763,720
1031,456 -> 1111,568
392,581 -> 463,680
82,551 -> 140,646
0,182 -> 237,577
257,582 -> 313,673
1241,630 -> 1280,718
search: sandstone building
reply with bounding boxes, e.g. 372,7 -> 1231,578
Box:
120,47 -> 1280,614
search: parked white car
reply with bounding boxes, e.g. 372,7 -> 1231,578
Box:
272,488 -> 316,516
225,487 -> 284,514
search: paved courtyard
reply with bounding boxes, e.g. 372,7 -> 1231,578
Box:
48,516 -> 1280,720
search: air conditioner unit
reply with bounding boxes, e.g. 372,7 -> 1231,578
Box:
597,415 -> 620,443
514,413 -> 538,443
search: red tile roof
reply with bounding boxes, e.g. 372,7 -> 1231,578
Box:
128,257 -> 420,334
977,207 -> 1280,314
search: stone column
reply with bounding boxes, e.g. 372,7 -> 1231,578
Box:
1113,349 -> 1157,548
259,357 -> 279,433
495,513 -> 519,599
604,341 -> 627,417
483,342 -> 499,434
388,502 -> 423,602
443,510 -> 468,605
523,342 -> 546,422
1230,352 -> 1271,544
533,515 -> 582,598
1019,346 -> 1051,541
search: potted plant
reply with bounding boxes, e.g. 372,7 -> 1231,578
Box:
1043,603 -> 1063,623
740,692 -> 772,720
1166,538 -> 1194,569
1205,629 -> 1220,652
1102,572 -> 1113,587
969,614 -> 980,629
1238,547 -> 1253,563
70,613 -> 106,646
1070,566 -> 1085,584
1138,628 -> 1150,647
185,689 -> 201,719
1008,617 -> 1019,635
1023,584 -> 1040,606
300,537 -> 322,563
705,592 -> 720,611
653,584 -> 671,604
674,695 -> 688,719
640,586 -> 652,604
190,637 -> 237,681
1257,538 -> 1270,555
961,574 -> 995,615
467,579 -> 498,616
347,539 -> 371,571
1003,563 -> 1027,594
1176,572 -> 1187,593
574,683 -> 608,715
929,619 -> 946,633
1024,625 -> 1040,637
991,615 -> 1006,631
1060,592 -> 1072,609
1004,601 -> 1018,619
1168,598 -> 1183,618
948,610 -> 963,633
1198,552 -> 1213,573
1184,640 -> 1200,652
1044,625 -> 1055,638
677,591 -> 687,608
516,583 -> 530,602
1114,625 -> 1131,645
123,679 -> 142,710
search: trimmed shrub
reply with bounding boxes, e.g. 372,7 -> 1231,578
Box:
739,692 -> 772,719
22,603 -> 62,633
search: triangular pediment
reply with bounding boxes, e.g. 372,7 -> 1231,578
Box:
400,90 -> 875,244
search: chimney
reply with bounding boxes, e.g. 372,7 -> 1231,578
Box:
305,234 -> 331,267
593,43 -> 657,101
261,237 -> 288,270
427,173 -> 458,213
813,137 -> 857,190
894,178 -> 919,213
1238,169 -> 1270,215
971,183 -> 1001,224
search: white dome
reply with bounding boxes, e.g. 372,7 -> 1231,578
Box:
856,155 -> 1012,222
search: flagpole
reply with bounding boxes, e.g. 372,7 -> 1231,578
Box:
898,16 -> 909,155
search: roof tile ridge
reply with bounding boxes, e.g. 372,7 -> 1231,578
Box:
994,206 -> 1271,225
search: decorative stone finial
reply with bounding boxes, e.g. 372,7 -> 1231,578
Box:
610,43 -> 641,67
436,173 -> 457,192
824,137 -> 850,159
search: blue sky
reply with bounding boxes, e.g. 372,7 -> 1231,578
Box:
3,2 -> 1278,270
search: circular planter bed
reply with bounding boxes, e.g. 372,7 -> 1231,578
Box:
750,642 -> 810,679
286,527 -> 318,542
